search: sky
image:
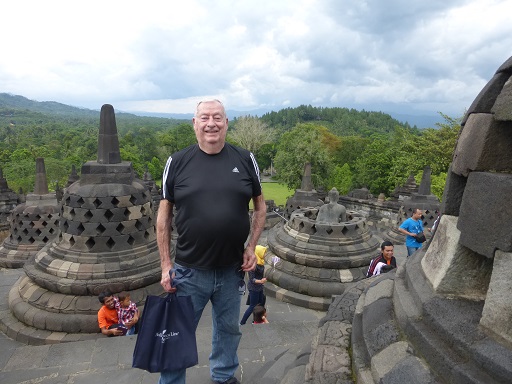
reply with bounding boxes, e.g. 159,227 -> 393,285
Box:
1,0 -> 511,122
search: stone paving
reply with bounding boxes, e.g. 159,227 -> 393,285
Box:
0,266 -> 325,384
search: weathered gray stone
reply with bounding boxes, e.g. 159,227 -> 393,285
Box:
458,172 -> 512,258
370,341 -> 410,381
491,77 -> 512,121
440,164 -> 466,216
452,113 -> 512,177
480,250 -> 512,345
462,71 -> 510,125
422,215 -> 493,300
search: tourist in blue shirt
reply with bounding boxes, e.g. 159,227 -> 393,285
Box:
398,208 -> 424,256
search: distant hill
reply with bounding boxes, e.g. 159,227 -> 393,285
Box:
0,93 -> 189,133
0,93 -> 99,117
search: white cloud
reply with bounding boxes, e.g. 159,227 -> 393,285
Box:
1,0 -> 511,118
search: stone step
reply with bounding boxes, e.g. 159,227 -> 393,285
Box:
264,282 -> 331,311
244,343 -> 310,384
393,253 -> 512,384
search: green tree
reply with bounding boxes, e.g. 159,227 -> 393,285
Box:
274,123 -> 332,190
329,163 -> 353,195
229,116 -> 274,153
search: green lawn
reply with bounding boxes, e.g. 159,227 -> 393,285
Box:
257,182 -> 294,208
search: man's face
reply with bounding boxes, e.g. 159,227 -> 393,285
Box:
412,210 -> 422,220
104,296 -> 116,309
192,101 -> 228,150
382,246 -> 394,261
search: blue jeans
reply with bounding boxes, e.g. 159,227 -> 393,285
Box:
159,264 -> 244,384
240,290 -> 265,325
126,326 -> 135,336
406,246 -> 421,257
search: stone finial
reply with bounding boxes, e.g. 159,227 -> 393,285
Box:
418,166 -> 432,195
97,104 -> 121,164
66,165 -> 80,187
34,158 -> 49,195
300,162 -> 313,191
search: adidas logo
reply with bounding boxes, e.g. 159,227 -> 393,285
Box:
232,167 -> 239,173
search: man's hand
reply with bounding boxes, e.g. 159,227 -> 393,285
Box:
161,267 -> 177,293
241,247 -> 257,271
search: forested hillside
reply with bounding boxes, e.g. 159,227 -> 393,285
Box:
0,93 -> 460,199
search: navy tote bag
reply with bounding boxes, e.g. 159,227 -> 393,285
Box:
132,293 -> 198,373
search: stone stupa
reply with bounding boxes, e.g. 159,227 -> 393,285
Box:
283,162 -> 323,219
265,187 -> 379,310
4,104 -> 163,344
386,166 -> 440,245
0,158 -> 60,268
351,55 -> 512,383
0,168 -> 19,240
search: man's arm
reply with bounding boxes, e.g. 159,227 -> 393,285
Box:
156,199 -> 176,292
241,194 -> 267,271
398,222 -> 416,237
98,309 -> 123,336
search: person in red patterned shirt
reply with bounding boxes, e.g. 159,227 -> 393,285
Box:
115,291 -> 139,335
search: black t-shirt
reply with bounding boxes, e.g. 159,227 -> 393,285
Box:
162,143 -> 262,269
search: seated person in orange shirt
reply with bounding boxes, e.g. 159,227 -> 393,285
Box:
97,291 -> 125,336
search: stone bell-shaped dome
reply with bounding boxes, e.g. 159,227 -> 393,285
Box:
0,158 -> 59,268
6,105 -> 163,344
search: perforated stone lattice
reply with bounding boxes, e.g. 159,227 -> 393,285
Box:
59,192 -> 155,252
9,209 -> 60,245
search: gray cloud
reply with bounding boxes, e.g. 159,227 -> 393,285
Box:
1,0 -> 511,120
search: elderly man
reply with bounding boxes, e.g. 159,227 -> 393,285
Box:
157,99 -> 266,384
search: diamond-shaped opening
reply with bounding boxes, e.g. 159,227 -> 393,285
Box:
77,197 -> 84,205
63,221 -> 69,231
69,236 -> 75,246
97,223 -> 106,235
28,237 -> 35,244
148,217 -> 153,225
93,198 -> 102,208
35,229 -> 42,236
104,210 -> 114,221
341,226 -> 348,235
141,206 -> 146,215
85,237 -> 95,249
106,237 -> 115,250
84,210 -> 93,220
65,196 -> 71,205
69,208 -> 75,218
144,230 -> 150,240
77,223 -> 85,235
130,195 -> 137,205
48,214 -> 53,219
326,227 -> 333,235
354,224 -> 360,230
35,214 -> 41,220
116,223 -> 125,233
124,208 -> 131,219
42,221 -> 47,226
42,236 -> 49,243
22,228 -> 29,235
29,221 -> 35,228
111,197 -> 120,207
49,228 -> 55,234
135,220 -> 143,231
16,235 -> 22,242
298,222 -> 305,230
127,235 -> 135,246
